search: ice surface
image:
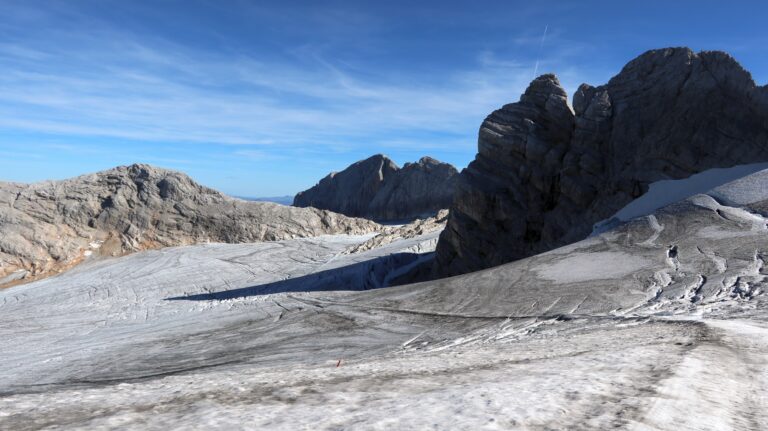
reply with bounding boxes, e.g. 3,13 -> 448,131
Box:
594,162 -> 768,234
2,172 -> 768,429
709,168 -> 768,206
535,251 -> 653,283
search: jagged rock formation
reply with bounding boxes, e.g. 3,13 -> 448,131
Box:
436,47 -> 768,276
294,154 -> 458,221
295,154 -> 400,219
0,164 -> 378,287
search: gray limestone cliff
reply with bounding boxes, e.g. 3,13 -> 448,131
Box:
0,164 -> 378,287
436,47 -> 768,276
294,154 -> 458,221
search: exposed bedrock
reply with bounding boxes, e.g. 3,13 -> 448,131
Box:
436,47 -> 768,276
293,154 -> 458,221
0,164 -> 378,287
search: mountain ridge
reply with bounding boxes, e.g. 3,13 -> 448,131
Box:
294,154 -> 458,221
0,163 -> 378,287
435,47 -> 768,276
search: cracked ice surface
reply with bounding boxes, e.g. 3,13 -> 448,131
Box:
2,173 -> 768,429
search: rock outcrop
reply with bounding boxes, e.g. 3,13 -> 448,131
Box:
294,154 -> 458,221
0,164 -> 378,287
343,209 -> 449,255
436,47 -> 768,276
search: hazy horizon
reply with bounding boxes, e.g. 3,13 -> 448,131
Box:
2,0 -> 768,196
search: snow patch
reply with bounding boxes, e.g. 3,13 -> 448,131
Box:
593,163 -> 768,234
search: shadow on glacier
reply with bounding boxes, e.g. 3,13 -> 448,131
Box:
165,252 -> 433,301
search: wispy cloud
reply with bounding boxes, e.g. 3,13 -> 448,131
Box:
233,149 -> 283,161
0,6 -> 588,154
0,2 -> 597,195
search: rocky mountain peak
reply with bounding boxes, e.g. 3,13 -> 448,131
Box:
435,47 -> 768,277
294,155 -> 458,221
520,73 -> 569,106
0,165 -> 378,287
417,156 -> 439,165
403,156 -> 443,170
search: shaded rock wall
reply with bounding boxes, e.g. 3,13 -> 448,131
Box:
436,47 -> 768,276
294,154 -> 458,221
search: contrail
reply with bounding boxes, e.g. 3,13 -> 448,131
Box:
532,24 -> 549,79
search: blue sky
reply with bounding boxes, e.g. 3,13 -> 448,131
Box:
1,0 -> 767,196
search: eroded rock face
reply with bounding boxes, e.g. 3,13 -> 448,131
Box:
294,154 -> 458,221
436,47 -> 768,276
0,164 -> 378,287
343,209 -> 449,255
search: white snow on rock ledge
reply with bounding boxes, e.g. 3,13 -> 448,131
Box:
593,162 -> 768,234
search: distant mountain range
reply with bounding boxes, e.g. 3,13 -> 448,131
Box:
294,154 -> 458,222
237,195 -> 294,205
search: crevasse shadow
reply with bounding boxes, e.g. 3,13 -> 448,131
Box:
165,252 -> 434,301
